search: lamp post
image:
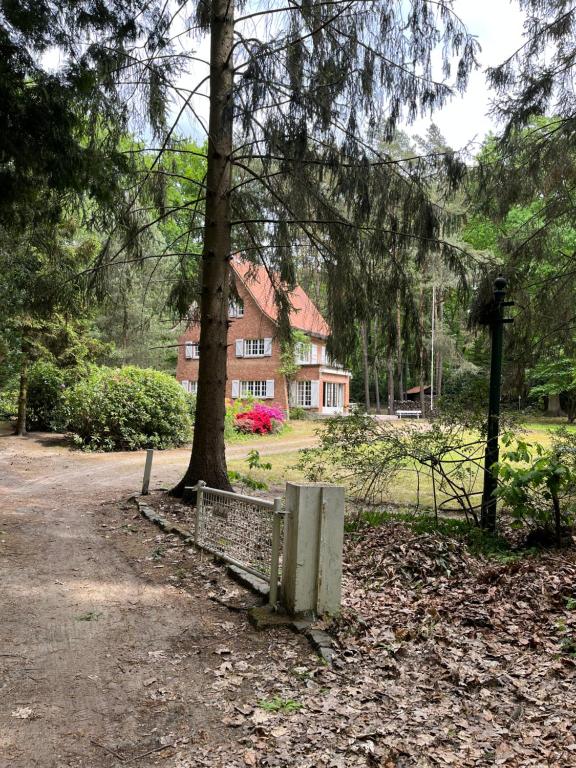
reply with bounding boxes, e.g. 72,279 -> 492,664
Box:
480,275 -> 513,532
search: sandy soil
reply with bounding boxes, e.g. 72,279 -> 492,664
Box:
0,432 -> 314,767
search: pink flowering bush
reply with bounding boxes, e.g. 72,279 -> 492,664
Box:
234,403 -> 286,435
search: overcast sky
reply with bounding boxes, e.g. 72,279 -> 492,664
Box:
172,1 -> 528,153
410,0 -> 526,152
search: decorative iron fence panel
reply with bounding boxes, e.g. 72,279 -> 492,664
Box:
187,482 -> 284,606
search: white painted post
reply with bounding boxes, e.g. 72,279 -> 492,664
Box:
141,449 -> 154,495
281,483 -> 345,617
268,497 -> 282,608
195,480 -> 205,545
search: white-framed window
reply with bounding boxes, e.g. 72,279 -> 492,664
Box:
241,380 -> 267,398
324,382 -> 344,408
235,337 -> 272,357
229,299 -> 244,318
185,342 -> 199,359
181,380 -> 198,395
244,338 -> 265,357
295,341 -> 312,364
297,381 -> 312,407
232,380 -> 275,399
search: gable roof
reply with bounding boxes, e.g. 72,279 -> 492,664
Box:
232,259 -> 330,338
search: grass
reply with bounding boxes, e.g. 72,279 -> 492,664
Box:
225,416 -> 574,511
226,418 -> 321,445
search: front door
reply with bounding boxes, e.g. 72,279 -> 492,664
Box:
322,382 -> 344,414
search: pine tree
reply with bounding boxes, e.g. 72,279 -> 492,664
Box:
160,0 -> 480,493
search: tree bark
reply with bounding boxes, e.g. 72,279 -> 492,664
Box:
396,295 -> 404,400
172,0 -> 235,495
418,284 -> 425,414
16,350 -> 28,436
546,393 -> 562,417
360,322 -> 371,411
373,363 -> 381,414
387,353 -> 394,415
435,291 -> 443,398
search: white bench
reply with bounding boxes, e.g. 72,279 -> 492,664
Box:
396,410 -> 422,419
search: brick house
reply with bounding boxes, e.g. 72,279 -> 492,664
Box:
176,259 -> 351,414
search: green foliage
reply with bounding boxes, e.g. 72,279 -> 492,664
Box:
0,388 -> 18,420
495,434 -> 576,546
298,413 -> 488,523
59,366 -> 192,451
26,361 -> 67,431
228,450 -> 272,491
289,406 -> 308,421
257,697 -> 302,714
530,354 -> 576,422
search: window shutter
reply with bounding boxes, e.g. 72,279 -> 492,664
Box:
231,380 -> 240,398
185,343 -> 193,359
192,344 -> 199,359
311,344 -> 318,364
310,380 -> 320,407
235,338 -> 244,357
264,337 -> 273,356
181,379 -> 189,392
266,380 -> 275,399
289,381 -> 298,406
320,346 -> 326,364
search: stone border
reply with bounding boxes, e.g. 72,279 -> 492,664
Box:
133,496 -> 337,664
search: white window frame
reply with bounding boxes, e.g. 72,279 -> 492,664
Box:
185,342 -> 199,359
324,382 -> 344,408
244,338 -> 265,357
181,380 -> 198,395
229,299 -> 244,318
295,341 -> 312,364
241,380 -> 267,398
296,380 -> 312,407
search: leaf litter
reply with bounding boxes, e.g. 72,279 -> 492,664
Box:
115,498 -> 576,767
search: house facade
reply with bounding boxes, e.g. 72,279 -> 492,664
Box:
175,259 -> 351,414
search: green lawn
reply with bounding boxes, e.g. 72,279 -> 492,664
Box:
227,417 -> 575,511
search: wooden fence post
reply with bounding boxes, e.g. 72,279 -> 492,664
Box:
281,483 -> 345,617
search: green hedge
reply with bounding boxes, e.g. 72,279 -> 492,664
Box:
58,366 -> 193,451
27,360 -> 68,431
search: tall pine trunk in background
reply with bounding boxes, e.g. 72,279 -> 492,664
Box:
15,345 -> 28,436
361,322 -> 371,411
435,291 -> 443,398
418,284 -> 426,414
387,353 -> 395,414
172,0 -> 234,494
396,294 -> 404,401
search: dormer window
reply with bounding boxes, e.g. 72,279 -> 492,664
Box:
229,299 -> 244,318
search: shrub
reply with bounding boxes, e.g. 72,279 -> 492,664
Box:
0,387 -> 18,420
234,403 -> 286,435
59,366 -> 192,451
26,361 -> 68,431
495,434 -> 576,546
289,406 -> 308,420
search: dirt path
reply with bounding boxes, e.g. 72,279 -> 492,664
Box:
0,433 -> 314,768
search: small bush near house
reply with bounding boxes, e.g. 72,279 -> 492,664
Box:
289,406 -> 308,420
59,366 -> 192,451
234,403 -> 286,435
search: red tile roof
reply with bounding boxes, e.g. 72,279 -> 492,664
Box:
232,259 -> 330,338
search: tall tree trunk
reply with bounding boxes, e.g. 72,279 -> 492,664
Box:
374,362 -> 381,414
435,290 -> 443,398
172,0 -> 234,495
396,295 -> 404,400
387,353 -> 395,415
373,320 -> 380,414
16,349 -> 28,436
418,284 -> 425,414
361,322 -> 371,411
